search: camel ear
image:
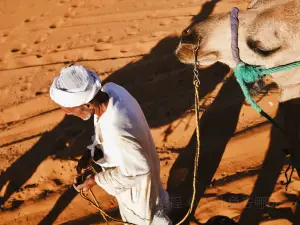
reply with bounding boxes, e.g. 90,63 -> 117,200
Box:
247,0 -> 277,9
247,0 -> 270,9
247,0 -> 261,9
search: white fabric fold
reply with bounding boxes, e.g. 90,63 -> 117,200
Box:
90,83 -> 171,224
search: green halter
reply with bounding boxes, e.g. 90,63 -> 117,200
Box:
230,7 -> 300,132
234,62 -> 300,131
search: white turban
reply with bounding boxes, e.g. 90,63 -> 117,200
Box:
50,65 -> 102,107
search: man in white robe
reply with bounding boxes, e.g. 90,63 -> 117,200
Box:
50,65 -> 172,225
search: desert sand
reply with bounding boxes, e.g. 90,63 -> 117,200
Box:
0,0 -> 299,224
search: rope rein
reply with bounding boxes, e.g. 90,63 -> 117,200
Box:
176,41 -> 202,225
79,166 -> 137,225
80,189 -> 138,225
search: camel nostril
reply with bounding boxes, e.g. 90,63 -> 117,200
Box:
180,29 -> 199,45
182,28 -> 191,36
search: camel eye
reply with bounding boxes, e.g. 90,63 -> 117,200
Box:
247,39 -> 281,57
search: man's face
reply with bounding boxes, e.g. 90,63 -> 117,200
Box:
61,105 -> 94,121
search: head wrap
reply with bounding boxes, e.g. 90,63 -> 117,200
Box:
50,65 -> 101,107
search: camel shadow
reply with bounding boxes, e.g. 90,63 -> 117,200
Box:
238,99 -> 300,225
166,72 -> 244,224
165,65 -> 300,225
165,1 -> 300,224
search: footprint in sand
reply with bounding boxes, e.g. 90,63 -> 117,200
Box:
21,47 -> 32,55
20,85 -> 27,92
11,44 -> 27,54
57,0 -> 67,6
35,88 -> 48,96
151,31 -> 169,38
159,20 -> 171,26
24,16 -> 36,23
1,32 -> 9,43
49,18 -> 64,29
11,44 -> 28,55
140,36 -> 150,43
94,43 -> 113,51
124,25 -> 138,35
49,24 -> 56,29
119,46 -> 132,53
64,7 -> 77,18
172,17 -> 181,21
130,24 -> 139,29
97,36 -> 113,43
34,33 -> 49,44
64,12 -> 72,18
65,1 -> 84,17
48,68 -> 56,72
127,31 -> 138,36
11,48 -> 20,53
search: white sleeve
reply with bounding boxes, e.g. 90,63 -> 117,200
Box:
94,136 -> 150,196
87,135 -> 97,157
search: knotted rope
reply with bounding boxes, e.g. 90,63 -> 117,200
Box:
176,41 -> 202,225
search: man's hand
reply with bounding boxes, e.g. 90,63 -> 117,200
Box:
73,174 -> 97,192
77,150 -> 92,175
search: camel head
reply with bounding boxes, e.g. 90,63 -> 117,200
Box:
175,0 -> 300,69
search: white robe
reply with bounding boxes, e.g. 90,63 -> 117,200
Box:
88,82 -> 172,225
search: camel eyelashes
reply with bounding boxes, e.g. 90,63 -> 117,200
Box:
246,39 -> 281,57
